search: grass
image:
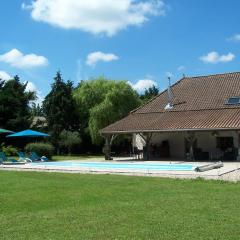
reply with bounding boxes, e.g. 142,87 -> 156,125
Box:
0,171 -> 239,240
51,155 -> 104,161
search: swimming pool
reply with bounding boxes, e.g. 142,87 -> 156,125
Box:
30,161 -> 197,171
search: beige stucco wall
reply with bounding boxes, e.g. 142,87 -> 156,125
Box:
196,131 -> 238,152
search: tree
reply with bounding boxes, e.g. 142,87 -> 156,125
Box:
59,130 -> 82,155
31,102 -> 43,117
43,72 -> 79,151
140,85 -> 159,103
74,77 -> 140,145
74,76 -> 113,132
0,76 -> 36,131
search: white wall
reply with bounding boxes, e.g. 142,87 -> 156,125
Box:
196,130 -> 238,152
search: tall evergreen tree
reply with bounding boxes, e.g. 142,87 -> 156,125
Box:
140,85 -> 159,103
0,76 -> 35,131
43,71 -> 79,151
31,102 -> 44,117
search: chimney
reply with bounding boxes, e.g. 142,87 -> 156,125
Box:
164,77 -> 174,110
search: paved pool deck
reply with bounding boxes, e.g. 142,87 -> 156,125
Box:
1,157 -> 240,182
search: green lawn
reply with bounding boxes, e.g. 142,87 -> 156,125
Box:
0,171 -> 239,240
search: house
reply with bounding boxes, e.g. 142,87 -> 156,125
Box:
31,116 -> 47,129
101,72 -> 240,161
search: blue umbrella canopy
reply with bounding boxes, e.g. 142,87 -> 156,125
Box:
7,129 -> 50,138
0,128 -> 14,134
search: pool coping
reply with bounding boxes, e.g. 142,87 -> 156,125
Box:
1,161 -> 240,182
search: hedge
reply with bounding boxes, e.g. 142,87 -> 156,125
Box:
25,142 -> 54,159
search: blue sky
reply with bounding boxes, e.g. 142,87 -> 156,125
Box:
0,0 -> 240,102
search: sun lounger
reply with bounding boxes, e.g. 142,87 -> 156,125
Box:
17,151 -> 32,162
29,152 -> 48,162
0,152 -> 25,165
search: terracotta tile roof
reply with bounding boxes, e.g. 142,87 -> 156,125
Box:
101,72 -> 240,134
134,72 -> 240,113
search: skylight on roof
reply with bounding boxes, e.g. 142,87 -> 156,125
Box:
226,97 -> 240,105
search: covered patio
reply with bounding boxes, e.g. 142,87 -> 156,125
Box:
102,130 -> 240,161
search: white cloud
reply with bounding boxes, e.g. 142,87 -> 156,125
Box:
24,81 -> 37,92
0,71 -> 11,80
86,51 -> 119,66
24,81 -> 44,105
22,0 -> 165,36
128,79 -> 157,92
177,65 -> 186,71
21,2 -> 32,10
199,51 -> 235,64
227,34 -> 240,42
0,49 -> 48,69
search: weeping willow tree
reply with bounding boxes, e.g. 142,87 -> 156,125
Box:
74,77 -> 141,145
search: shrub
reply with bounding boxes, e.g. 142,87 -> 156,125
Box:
1,143 -> 18,156
59,130 -> 81,155
25,142 -> 54,159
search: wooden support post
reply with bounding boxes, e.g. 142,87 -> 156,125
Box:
237,132 -> 240,161
103,135 -> 112,160
110,134 -> 116,145
186,132 -> 196,161
145,133 -> 153,161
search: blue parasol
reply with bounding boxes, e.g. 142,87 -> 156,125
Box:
0,128 -> 14,134
7,129 -> 50,138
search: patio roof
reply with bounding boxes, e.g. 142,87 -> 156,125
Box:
101,108 -> 240,134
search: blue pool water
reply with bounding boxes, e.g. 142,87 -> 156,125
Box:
31,161 -> 197,171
